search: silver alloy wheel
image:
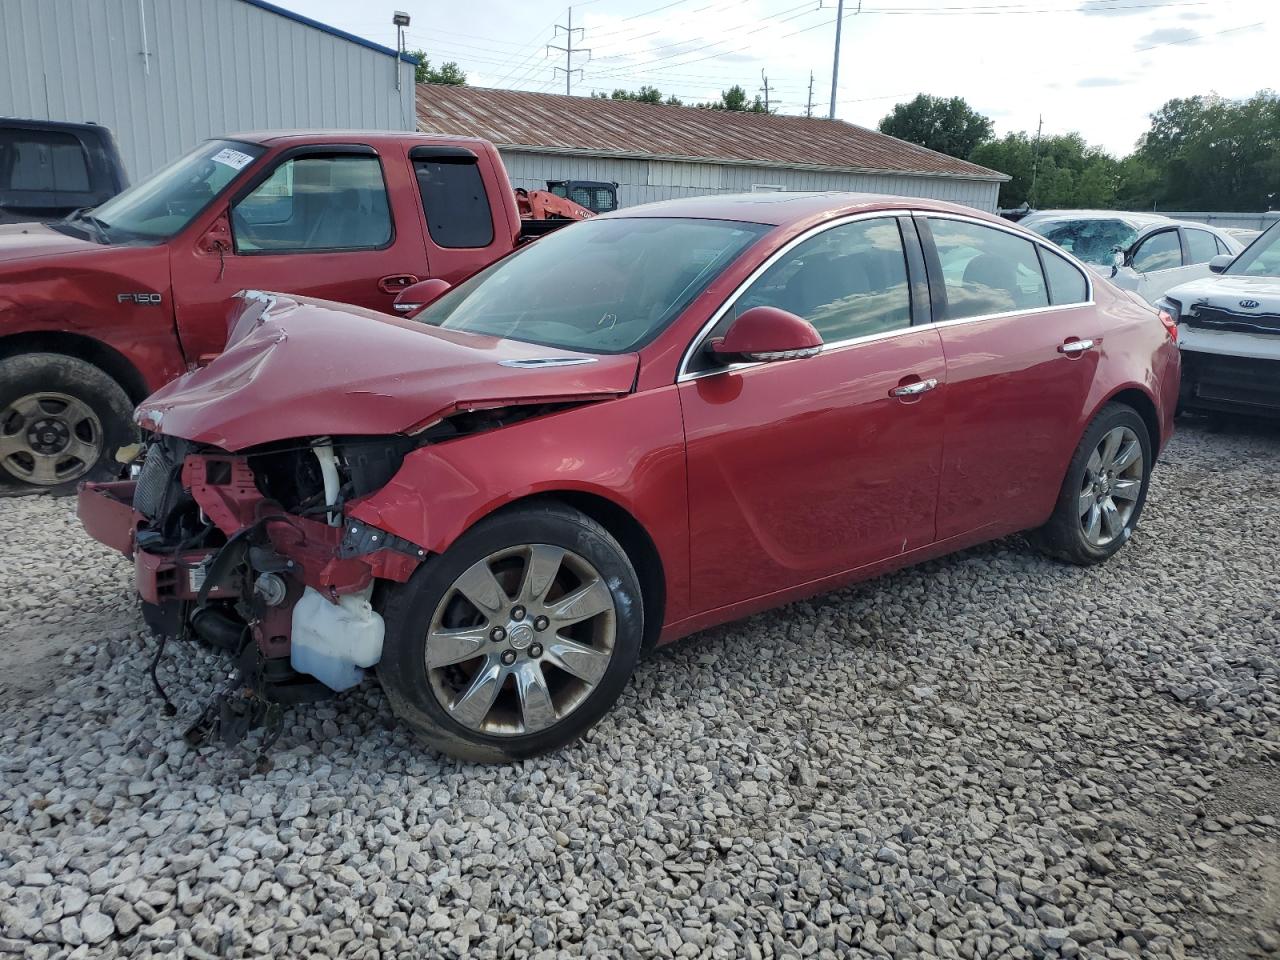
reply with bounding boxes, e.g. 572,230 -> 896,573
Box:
425,544 -> 617,736
1078,425 -> 1144,547
0,392 -> 103,486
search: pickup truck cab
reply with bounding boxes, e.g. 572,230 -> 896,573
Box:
0,118 -> 128,225
0,131 -> 567,489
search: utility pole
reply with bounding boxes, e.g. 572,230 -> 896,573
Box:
806,70 -> 814,118
828,0 -> 860,120
548,6 -> 589,96
760,68 -> 771,113
1029,114 -> 1044,209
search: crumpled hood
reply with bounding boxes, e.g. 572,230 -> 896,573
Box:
1166,274 -> 1280,313
0,221 -> 104,265
136,292 -> 638,450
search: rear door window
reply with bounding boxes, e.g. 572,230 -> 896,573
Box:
412,157 -> 495,249
1130,229 -> 1181,273
1184,229 -> 1219,265
926,218 -> 1048,319
231,154 -> 392,253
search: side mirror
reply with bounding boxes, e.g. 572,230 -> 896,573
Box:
1109,246 -> 1125,278
709,306 -> 822,364
1209,253 -> 1233,274
394,278 -> 452,316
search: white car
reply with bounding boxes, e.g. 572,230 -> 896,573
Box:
1160,221 -> 1280,417
1021,211 -> 1244,304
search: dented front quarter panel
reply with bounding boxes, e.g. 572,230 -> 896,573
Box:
136,293 -> 639,449
348,387 -> 692,624
0,226 -> 186,391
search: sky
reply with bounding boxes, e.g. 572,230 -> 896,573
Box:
293,0 -> 1272,155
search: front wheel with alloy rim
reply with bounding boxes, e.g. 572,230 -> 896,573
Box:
377,502 -> 644,762
1030,402 -> 1153,565
0,353 -> 136,491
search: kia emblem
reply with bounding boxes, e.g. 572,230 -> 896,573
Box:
1239,299 -> 1261,309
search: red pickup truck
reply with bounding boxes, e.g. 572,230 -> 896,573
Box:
0,131 -> 590,490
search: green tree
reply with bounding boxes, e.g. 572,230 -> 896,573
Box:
409,50 -> 466,86
971,132 -> 1129,209
590,86 -> 682,106
1135,92 -> 1280,210
698,84 -> 769,113
878,94 -> 994,160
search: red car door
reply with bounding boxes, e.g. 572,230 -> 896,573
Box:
920,215 -> 1101,540
678,216 -> 947,612
170,145 -> 426,362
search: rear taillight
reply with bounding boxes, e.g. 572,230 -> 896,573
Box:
1154,298 -> 1180,342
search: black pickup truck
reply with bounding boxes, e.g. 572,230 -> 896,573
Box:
0,118 -> 127,225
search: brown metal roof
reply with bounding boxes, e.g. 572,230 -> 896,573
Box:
415,84 -> 1006,182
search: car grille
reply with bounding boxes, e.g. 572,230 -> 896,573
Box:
1187,305 -> 1280,334
1182,351 -> 1280,414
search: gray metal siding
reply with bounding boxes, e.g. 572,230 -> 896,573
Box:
0,0 -> 416,180
499,149 -> 1001,213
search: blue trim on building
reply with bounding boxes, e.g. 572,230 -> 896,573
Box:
238,0 -> 420,64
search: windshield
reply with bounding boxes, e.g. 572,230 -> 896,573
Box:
1028,218 -> 1141,266
1227,221 -> 1280,277
414,217 -> 770,353
84,139 -> 264,241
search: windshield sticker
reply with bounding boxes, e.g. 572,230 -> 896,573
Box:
211,148 -> 256,171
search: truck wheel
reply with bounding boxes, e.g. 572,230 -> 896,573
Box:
377,502 -> 644,763
0,353 -> 136,491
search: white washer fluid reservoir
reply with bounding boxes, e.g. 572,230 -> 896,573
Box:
290,585 -> 385,691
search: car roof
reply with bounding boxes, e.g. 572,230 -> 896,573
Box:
1024,210 -> 1175,228
597,192 -> 1009,228
225,130 -> 495,150
0,116 -> 111,135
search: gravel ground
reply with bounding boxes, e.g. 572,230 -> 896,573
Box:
1,419 -> 1278,960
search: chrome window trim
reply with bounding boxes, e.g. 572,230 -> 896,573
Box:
676,209 -> 1095,383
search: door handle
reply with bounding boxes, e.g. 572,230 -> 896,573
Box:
1058,338 -> 1095,355
889,377 -> 939,398
378,274 -> 419,294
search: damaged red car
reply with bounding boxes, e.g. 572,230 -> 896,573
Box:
79,194 -> 1180,761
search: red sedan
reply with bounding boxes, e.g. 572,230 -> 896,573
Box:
79,194 -> 1180,761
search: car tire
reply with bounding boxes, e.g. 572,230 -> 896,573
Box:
377,501 -> 644,762
1030,402 -> 1153,566
0,353 -> 136,492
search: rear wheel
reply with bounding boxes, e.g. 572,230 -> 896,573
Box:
1030,403 -> 1152,565
0,353 -> 136,491
378,502 -> 644,762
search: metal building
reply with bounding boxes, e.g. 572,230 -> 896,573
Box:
0,0 -> 416,180
416,85 -> 1008,212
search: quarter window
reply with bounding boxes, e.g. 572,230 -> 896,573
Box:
232,155 -> 391,253
413,157 -> 495,249
1040,247 -> 1089,306
1185,229 -> 1219,265
729,218 -> 913,343
927,218 -> 1048,319
1130,230 -> 1181,273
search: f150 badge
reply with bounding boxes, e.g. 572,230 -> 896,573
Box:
117,292 -> 163,305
